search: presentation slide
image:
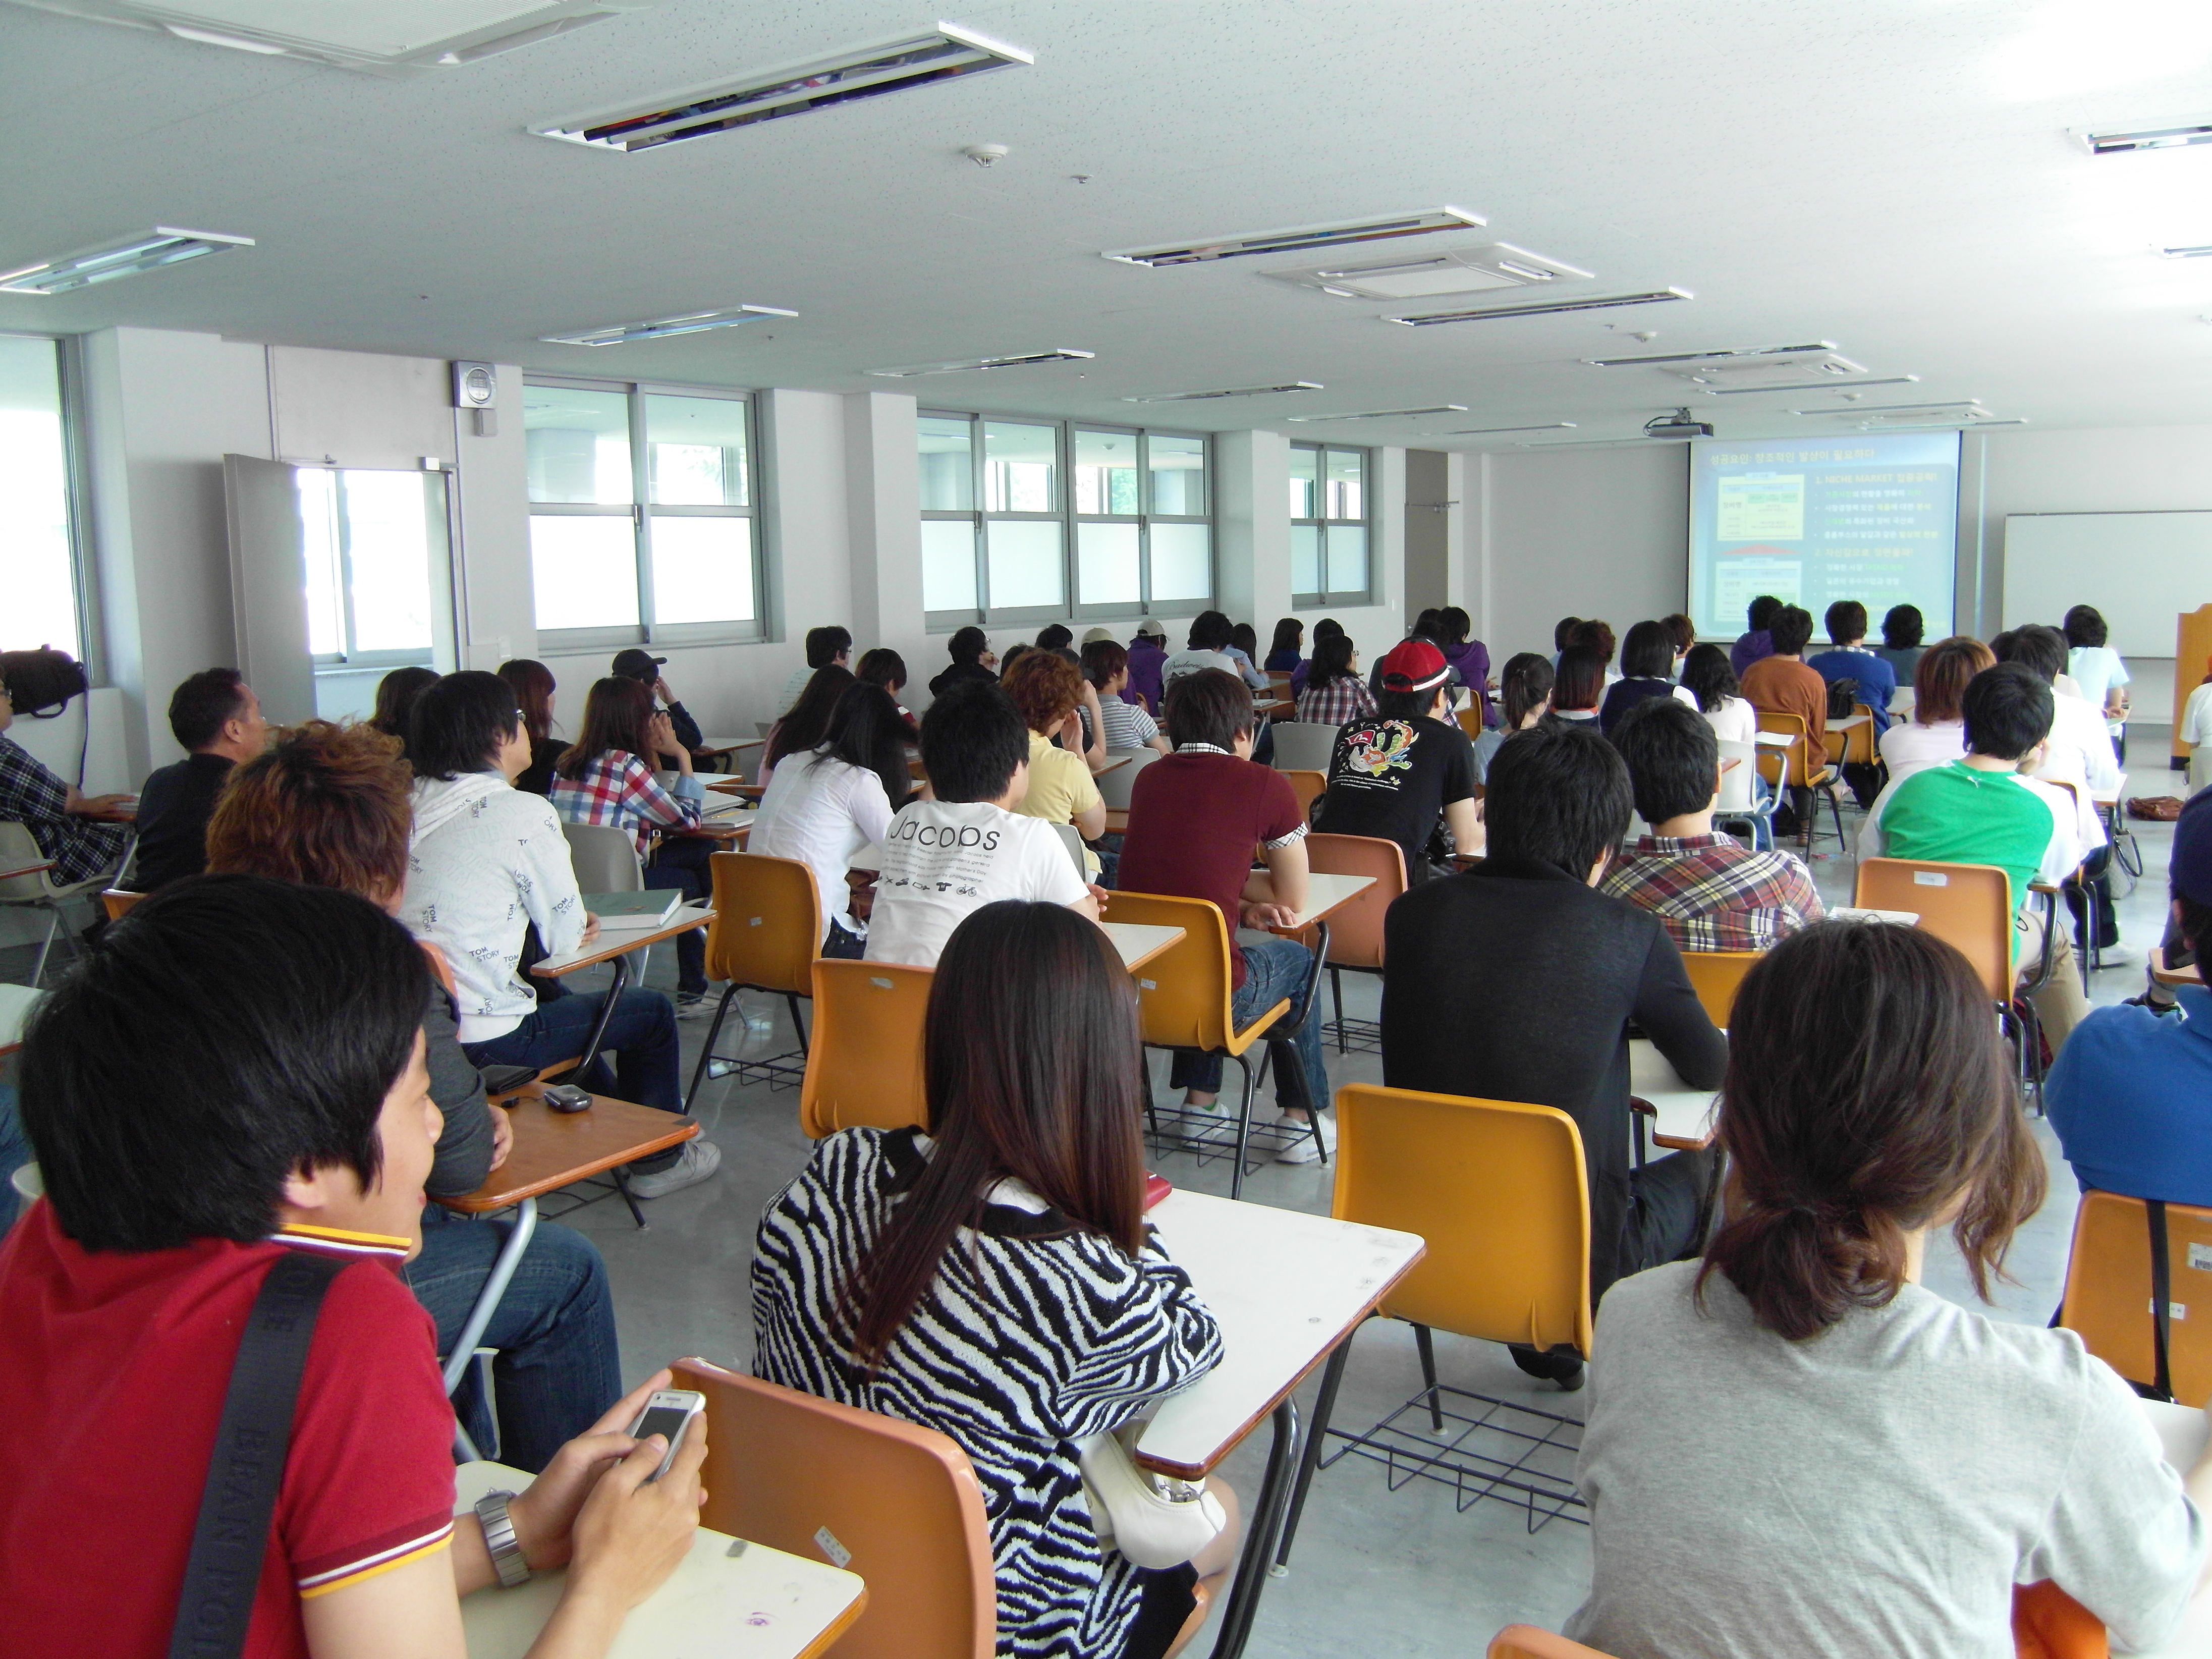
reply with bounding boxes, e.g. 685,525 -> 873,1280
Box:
1688,432 -> 1960,643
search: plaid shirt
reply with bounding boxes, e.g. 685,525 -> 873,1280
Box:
1295,677 -> 1377,727
1600,832 -> 1825,953
548,751 -> 701,857
0,735 -> 129,885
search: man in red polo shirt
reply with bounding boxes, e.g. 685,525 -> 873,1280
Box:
0,875 -> 705,1659
1119,668 -> 1333,1162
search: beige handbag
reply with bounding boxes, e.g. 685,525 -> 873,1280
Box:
1076,1422 -> 1228,1570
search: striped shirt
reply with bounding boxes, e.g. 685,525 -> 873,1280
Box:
549,749 -> 703,856
1600,832 -> 1826,953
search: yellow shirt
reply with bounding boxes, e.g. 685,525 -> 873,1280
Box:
1016,730 -> 1102,873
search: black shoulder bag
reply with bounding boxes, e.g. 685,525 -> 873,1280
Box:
168,1248 -> 347,1659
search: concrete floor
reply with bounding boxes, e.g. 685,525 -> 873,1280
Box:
0,745 -> 2181,1657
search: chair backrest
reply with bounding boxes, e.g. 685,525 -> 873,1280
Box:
1753,709 -> 1821,788
0,821 -> 60,900
1854,857 -> 2012,1003
1095,746 -> 1159,810
2012,1581 -> 2111,1659
1098,890 -> 1242,1054
703,850 -> 822,996
801,960 -> 932,1137
100,889 -> 143,921
1302,834 -> 1406,970
1333,1084 -> 1593,1355
2058,1189 -> 2212,1406
1715,738 -> 1759,811
1488,1626 -> 1620,1659
1048,820 -> 1088,879
1827,702 -> 1877,767
1282,769 -> 1328,823
673,1357 -> 996,1659
560,821 -> 643,893
1456,706 -> 1484,739
1681,950 -> 1760,1028
1269,721 -> 1341,773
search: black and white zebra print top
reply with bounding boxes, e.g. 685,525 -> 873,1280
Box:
751,1126 -> 1225,1659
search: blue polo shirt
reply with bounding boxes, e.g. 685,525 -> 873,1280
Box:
1806,646 -> 1899,734
2045,984 -> 2212,1206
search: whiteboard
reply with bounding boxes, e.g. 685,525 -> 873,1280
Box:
2003,512 -> 2212,659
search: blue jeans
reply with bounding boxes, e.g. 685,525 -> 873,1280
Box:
0,1081 -> 27,1231
408,1206 -> 621,1473
646,838 -> 713,996
1169,935 -> 1329,1113
464,988 -> 683,1110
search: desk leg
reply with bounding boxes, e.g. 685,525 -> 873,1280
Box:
443,1196 -> 538,1461
567,956 -> 630,1087
1273,1336 -> 1353,1574
1208,1398 -> 1299,1659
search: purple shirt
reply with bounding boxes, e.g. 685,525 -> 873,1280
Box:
1729,630 -> 1774,678
1444,639 -> 1492,726
1124,637 -> 1166,711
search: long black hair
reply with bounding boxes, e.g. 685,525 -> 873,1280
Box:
1306,633 -> 1358,691
767,665 -> 859,771
814,681 -> 914,806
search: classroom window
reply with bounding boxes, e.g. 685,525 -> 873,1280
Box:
524,378 -> 762,647
1290,442 -> 1370,606
298,466 -> 445,665
0,335 -> 89,665
919,414 -> 1211,626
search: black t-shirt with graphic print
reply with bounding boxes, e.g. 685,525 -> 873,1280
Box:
1315,714 -> 1477,878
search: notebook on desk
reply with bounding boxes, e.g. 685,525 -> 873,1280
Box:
582,890 -> 683,929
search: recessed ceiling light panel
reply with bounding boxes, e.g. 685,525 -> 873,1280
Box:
1264,242 -> 1592,301
538,303 -> 796,346
2162,244 -> 2212,259
865,349 -> 1094,377
0,225 -> 253,294
1440,423 -> 1578,435
535,23 -> 1032,153
1121,382 -> 1323,403
2075,117 -> 2212,156
1104,208 -> 1485,269
1385,288 -> 1692,325
1584,342 -> 1838,368
1699,375 -> 1922,397
1284,404 -> 1468,422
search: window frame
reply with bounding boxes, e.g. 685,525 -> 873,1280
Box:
2,331 -> 101,682
523,374 -> 765,651
1290,440 -> 1374,608
920,411 -> 1213,631
299,464 -> 452,672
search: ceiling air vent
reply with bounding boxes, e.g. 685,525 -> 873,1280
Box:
1385,288 -> 1692,325
534,22 -> 1032,153
8,1 -> 644,77
1104,208 -> 1485,269
1265,243 -> 1591,301
866,349 -> 1093,377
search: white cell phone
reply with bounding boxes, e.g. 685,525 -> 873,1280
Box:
626,1389 -> 705,1481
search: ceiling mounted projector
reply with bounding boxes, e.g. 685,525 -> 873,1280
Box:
1644,408 -> 1713,439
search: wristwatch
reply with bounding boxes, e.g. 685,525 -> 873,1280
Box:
474,1490 -> 532,1588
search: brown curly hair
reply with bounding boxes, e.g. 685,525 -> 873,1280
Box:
204,720 -> 411,904
1001,650 -> 1083,736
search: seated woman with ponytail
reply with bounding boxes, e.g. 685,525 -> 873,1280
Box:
751,900 -> 1235,1659
1568,920 -> 2211,1658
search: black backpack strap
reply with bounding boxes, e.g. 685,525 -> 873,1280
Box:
2148,1199 -> 2175,1404
168,1247 -> 348,1659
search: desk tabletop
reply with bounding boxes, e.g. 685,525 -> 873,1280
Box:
1829,712 -> 1870,731
0,859 -> 53,884
0,982 -> 44,1056
1137,1191 -> 1425,1478
1829,906 -> 1920,926
455,1461 -> 864,1659
1102,921 -> 1183,972
697,737 -> 765,753
1628,1038 -> 1719,1150
1095,753 -> 1132,776
706,778 -> 766,799
1753,731 -> 1795,748
1273,872 -> 1373,932
437,1089 -> 698,1212
534,905 -> 714,977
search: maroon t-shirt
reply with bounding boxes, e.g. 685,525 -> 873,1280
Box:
1118,750 -> 1305,987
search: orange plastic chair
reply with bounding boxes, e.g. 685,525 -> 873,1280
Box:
1822,700 -> 1881,770
1282,768 -> 1327,823
99,888 -> 143,921
673,1357 -> 988,1659
1681,949 -> 1761,1028
687,851 -> 823,1099
2013,1581 -> 2110,1659
799,959 -> 932,1138
1456,706 -> 1485,739
1488,1628 -> 1618,1659
2058,1189 -> 2212,1407
1754,708 -> 1847,850
1854,857 -> 2012,1004
1100,889 -> 1300,1198
1300,833 -> 1407,1053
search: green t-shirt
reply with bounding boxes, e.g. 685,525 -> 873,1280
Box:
1877,760 -> 2061,924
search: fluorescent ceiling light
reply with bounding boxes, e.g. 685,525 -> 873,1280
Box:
1265,242 -> 1592,301
1701,375 -> 1920,397
538,303 -> 796,346
2075,117 -> 2212,156
534,23 -> 1030,153
1810,399 -> 1989,417
866,349 -> 1094,377
1284,404 -> 1468,422
1385,288 -> 1692,325
2162,244 -> 2212,258
1441,423 -> 1578,435
1585,341 -> 1837,367
1104,208 -> 1485,269
0,225 -> 253,294
1516,435 -> 1685,449
1854,418 -> 2025,430
1121,382 -> 1323,402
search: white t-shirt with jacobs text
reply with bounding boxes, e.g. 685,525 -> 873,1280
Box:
864,800 -> 1089,969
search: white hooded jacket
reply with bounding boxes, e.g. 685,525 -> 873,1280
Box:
404,770 -> 586,1042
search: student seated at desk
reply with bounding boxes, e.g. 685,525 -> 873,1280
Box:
1287,616 -> 1343,700
764,663 -> 857,777
755,901 -> 1233,1659
1002,651 -> 1108,878
370,663 -> 440,741
1313,638 -> 1481,883
0,877 -> 707,1659
1567,921 -> 2210,1659
497,658 -> 567,797
130,667 -> 272,892
1543,644 -> 1607,726
1600,698 -> 1823,952
1806,599 -> 1899,735
931,625 -> 1000,699
752,682 -> 909,960
1729,593 -> 1781,678
1995,624 -> 2127,965
1874,634 -> 1994,789
1469,652 -> 1553,782
1293,632 -> 1376,726
866,684 -> 1095,969
1863,662 -> 2091,1053
854,646 -> 916,727
0,647 -> 132,884
1597,620 -> 1699,735
1875,601 -> 1927,685
1383,724 -> 1727,1386
1264,616 -> 1304,675
550,676 -> 711,1011
2063,603 -> 2131,765
1678,643 -> 1757,748
207,722 -> 620,1470
1162,610 -> 1266,694
779,625 -> 852,715
2047,799 -> 2212,1206
1121,669 -> 1333,1162
403,673 -> 711,1198
1081,640 -> 1172,755
1437,606 -> 1492,728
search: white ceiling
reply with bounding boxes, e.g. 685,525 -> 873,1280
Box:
4,0 -> 2211,449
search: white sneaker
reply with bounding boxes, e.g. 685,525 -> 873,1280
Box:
626,1138 -> 721,1198
1274,1111 -> 1337,1165
2089,944 -> 2143,970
